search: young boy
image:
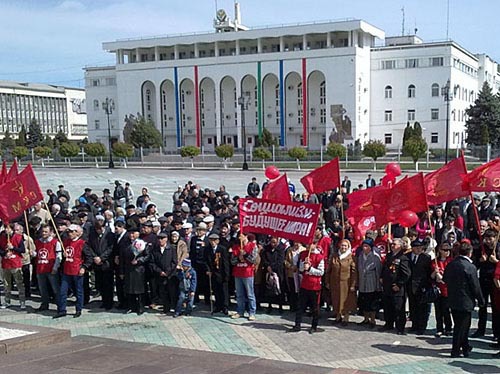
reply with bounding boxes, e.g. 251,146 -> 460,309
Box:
174,259 -> 197,317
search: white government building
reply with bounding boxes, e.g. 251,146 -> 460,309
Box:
0,81 -> 87,141
85,5 -> 500,151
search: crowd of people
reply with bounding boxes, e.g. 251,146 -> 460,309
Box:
0,175 -> 499,359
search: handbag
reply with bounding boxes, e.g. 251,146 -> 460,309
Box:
419,284 -> 441,304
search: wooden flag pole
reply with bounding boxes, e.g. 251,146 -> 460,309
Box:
43,201 -> 67,257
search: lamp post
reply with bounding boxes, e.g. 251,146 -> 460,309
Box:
238,94 -> 249,170
441,79 -> 452,164
102,97 -> 115,169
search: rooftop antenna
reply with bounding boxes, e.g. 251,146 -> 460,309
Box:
401,7 -> 405,36
446,0 -> 450,39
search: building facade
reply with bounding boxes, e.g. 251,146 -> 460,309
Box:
85,12 -> 499,151
0,81 -> 88,141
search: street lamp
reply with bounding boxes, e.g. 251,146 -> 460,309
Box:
238,94 -> 249,170
102,97 -> 115,169
441,79 -> 452,164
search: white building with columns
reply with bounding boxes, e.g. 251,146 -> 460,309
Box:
85,8 -> 499,151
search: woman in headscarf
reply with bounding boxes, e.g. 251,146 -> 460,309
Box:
328,239 -> 357,326
356,239 -> 382,328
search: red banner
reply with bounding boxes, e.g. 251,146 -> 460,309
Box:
239,197 -> 321,244
345,185 -> 388,221
384,173 -> 428,222
0,164 -> 44,222
464,158 -> 500,192
262,173 -> 291,202
300,157 -> 341,195
424,155 -> 468,205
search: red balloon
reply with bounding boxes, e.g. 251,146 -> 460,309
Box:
265,165 -> 280,180
381,175 -> 396,188
385,162 -> 402,178
399,210 -> 418,228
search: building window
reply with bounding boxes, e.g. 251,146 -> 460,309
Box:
275,84 -> 280,107
408,109 -> 416,121
431,108 -> 439,120
298,109 -> 303,124
382,60 -> 396,70
430,57 -> 444,67
384,85 -> 392,99
93,100 -> 99,111
384,133 -> 392,144
431,83 -> 440,97
384,110 -> 392,122
94,120 -> 100,130
320,108 -> 326,124
105,78 -> 116,86
92,79 -> 100,87
408,84 -> 416,98
431,132 -> 439,143
405,58 -> 419,68
319,81 -> 326,105
297,83 -> 303,107
276,110 -> 280,125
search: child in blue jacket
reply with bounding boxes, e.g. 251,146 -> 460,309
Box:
174,259 -> 197,317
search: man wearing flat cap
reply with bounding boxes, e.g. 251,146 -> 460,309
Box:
407,239 -> 432,334
113,180 -> 126,209
190,222 -> 210,304
205,232 -> 230,314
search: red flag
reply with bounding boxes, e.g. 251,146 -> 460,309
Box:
0,164 -> 44,222
385,173 -> 428,222
0,161 -> 6,184
300,157 -> 341,194
348,216 -> 377,240
6,159 -> 18,182
262,173 -> 291,202
464,158 -> 500,192
424,155 -> 469,205
345,185 -> 389,222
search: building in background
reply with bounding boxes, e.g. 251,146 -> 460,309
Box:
84,4 -> 499,151
0,81 -> 87,141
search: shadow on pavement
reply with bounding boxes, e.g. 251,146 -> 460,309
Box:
448,361 -> 500,373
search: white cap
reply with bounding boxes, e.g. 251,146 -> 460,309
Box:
203,215 -> 214,223
182,222 -> 193,229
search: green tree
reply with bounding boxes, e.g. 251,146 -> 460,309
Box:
256,128 -> 278,147
54,130 -> 68,148
288,147 -> 308,170
1,129 -> 15,150
403,137 -> 428,168
41,135 -> 54,148
402,122 -> 414,146
215,144 -> 234,169
253,147 -> 272,170
128,115 -> 162,148
326,142 -> 346,159
362,140 -> 386,170
27,119 -> 43,149
11,146 -> 29,160
59,142 -> 80,167
16,125 -> 27,147
180,145 -> 200,168
34,146 -> 52,166
465,82 -> 500,147
112,142 -> 134,158
413,121 -> 423,138
84,142 -> 106,167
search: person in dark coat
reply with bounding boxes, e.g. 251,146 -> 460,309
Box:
120,228 -> 150,315
261,236 -> 286,313
380,238 -> 411,335
407,239 -> 433,334
113,221 -> 131,310
150,232 -> 178,314
190,222 -> 210,304
246,177 -> 260,198
443,241 -> 485,358
86,221 -> 115,310
205,232 -> 230,315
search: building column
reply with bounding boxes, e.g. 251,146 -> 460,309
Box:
257,38 -> 262,53
136,48 -> 140,62
174,45 -> 179,60
235,39 -> 240,55
154,46 -> 160,61
214,41 -> 219,57
194,43 -> 199,58
352,31 -> 358,47
326,32 -> 331,48
348,32 -> 352,47
280,36 -> 285,52
303,34 -> 308,50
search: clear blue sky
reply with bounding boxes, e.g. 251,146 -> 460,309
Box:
0,0 -> 497,87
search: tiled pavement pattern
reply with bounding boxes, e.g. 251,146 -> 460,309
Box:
0,298 -> 499,373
